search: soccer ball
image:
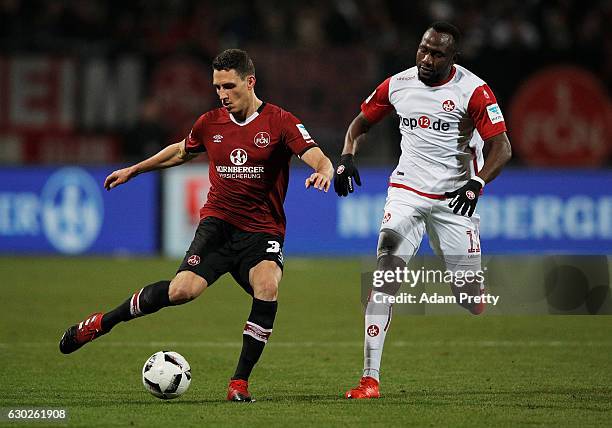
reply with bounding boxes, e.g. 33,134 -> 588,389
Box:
142,351 -> 191,399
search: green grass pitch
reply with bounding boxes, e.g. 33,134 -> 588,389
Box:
1,257 -> 611,427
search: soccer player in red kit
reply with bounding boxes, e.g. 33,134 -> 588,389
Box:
59,49 -> 334,402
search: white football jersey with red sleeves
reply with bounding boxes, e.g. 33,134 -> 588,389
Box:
361,64 -> 507,197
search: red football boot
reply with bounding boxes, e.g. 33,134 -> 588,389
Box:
59,312 -> 106,354
472,300 -> 486,315
227,379 -> 254,402
345,376 -> 380,399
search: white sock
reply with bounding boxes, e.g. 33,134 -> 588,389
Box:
363,291 -> 393,382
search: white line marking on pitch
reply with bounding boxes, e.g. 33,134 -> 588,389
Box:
1,340 -> 611,348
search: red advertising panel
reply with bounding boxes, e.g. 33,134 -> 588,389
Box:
509,67 -> 612,166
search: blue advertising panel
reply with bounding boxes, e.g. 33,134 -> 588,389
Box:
284,167 -> 388,256
0,167 -> 158,254
284,168 -> 612,255
476,169 -> 612,253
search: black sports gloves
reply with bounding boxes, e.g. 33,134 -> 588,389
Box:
334,154 -> 361,197
444,179 -> 483,217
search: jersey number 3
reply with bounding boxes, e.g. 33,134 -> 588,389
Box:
266,241 -> 281,253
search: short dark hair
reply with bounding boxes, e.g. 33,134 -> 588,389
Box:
428,21 -> 461,52
212,49 -> 255,79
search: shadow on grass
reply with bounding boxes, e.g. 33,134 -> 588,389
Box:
38,385 -> 611,412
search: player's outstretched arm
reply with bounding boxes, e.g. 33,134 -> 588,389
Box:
445,132 -> 512,216
334,112 -> 372,196
104,140 -> 197,190
301,147 -> 333,192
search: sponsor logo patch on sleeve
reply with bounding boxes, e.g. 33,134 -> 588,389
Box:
296,124 -> 314,143
486,103 -> 504,124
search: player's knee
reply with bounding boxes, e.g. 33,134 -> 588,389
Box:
377,230 -> 407,273
169,273 -> 206,304
377,229 -> 412,264
169,283 -> 202,303
168,284 -> 194,304
249,260 -> 281,300
252,278 -> 279,301
378,230 -> 400,255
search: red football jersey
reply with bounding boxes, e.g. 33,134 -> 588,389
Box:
185,102 -> 317,237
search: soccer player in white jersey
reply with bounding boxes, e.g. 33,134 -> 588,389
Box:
335,22 -> 512,399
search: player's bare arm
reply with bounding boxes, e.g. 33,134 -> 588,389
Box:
334,112 -> 372,196
302,147 -> 333,192
342,112 -> 372,156
476,132 -> 512,184
104,140 -> 197,191
445,132 -> 512,216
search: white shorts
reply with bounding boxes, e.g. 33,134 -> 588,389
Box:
379,187 -> 482,269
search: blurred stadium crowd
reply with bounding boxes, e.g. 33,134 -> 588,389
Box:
2,0 -> 609,61
0,0 -> 610,165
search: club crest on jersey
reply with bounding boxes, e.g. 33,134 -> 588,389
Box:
254,131 -> 271,148
230,148 -> 248,166
213,134 -> 223,143
382,212 -> 392,223
187,255 -> 200,266
367,325 -> 380,337
442,99 -> 455,112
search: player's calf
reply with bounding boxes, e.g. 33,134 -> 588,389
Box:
227,261 -> 279,399
58,279 -> 188,355
231,298 -> 277,383
451,279 -> 486,315
100,280 -> 175,332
